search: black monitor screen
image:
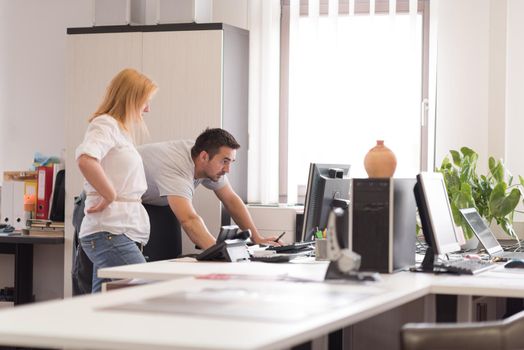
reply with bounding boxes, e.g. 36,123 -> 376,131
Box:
301,163 -> 351,242
414,172 -> 461,256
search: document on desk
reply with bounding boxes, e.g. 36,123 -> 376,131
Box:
103,285 -> 372,322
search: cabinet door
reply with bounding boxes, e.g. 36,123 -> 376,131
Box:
142,30 -> 224,254
142,30 -> 223,139
66,32 -> 143,217
65,32 -> 142,294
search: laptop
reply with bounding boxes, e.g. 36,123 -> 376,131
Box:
459,208 -> 524,259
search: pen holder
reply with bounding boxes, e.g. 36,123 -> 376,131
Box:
315,239 -> 329,261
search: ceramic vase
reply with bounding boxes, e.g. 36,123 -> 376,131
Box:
364,140 -> 397,178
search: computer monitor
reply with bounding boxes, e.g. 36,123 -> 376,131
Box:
413,172 -> 461,269
301,163 -> 351,243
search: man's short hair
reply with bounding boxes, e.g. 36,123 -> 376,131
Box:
191,128 -> 240,159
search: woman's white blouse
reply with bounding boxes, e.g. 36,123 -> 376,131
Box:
75,115 -> 150,244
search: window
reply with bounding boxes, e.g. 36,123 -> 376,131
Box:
280,0 -> 430,203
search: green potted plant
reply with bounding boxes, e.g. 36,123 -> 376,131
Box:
436,147 -> 524,242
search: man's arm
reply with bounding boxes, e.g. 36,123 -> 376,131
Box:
167,195 -> 217,250
214,184 -> 282,245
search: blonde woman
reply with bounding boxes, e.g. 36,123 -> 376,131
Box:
75,68 -> 157,293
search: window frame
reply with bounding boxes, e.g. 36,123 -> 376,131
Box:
279,0 -> 431,203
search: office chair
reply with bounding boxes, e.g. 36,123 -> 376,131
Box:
143,204 -> 182,261
401,309 -> 524,350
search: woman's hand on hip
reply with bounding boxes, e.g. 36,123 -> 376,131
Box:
86,197 -> 112,213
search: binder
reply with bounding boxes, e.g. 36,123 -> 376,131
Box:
1,171 -> 38,228
48,164 -> 64,219
36,165 -> 54,220
49,169 -> 65,222
0,180 -> 25,229
1,181 -> 14,226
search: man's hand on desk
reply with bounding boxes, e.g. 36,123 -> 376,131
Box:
252,235 -> 283,247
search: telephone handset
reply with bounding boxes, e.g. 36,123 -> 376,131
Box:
196,229 -> 252,262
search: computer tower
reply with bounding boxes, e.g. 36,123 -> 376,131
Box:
351,178 -> 416,273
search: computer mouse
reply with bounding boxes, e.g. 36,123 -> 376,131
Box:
504,259 -> 524,269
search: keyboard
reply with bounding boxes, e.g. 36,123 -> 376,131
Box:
266,241 -> 315,253
250,254 -> 293,263
434,259 -> 497,275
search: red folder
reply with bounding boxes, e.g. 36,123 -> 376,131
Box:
36,165 -> 54,220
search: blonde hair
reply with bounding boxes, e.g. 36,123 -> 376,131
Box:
90,68 -> 157,142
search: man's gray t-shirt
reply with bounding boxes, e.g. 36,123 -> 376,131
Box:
138,140 -> 228,206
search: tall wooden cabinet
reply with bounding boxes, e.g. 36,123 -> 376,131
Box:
64,23 -> 248,295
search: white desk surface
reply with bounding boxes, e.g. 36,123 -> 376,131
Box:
99,258 -> 524,298
0,273 -> 434,350
0,260 -> 523,350
428,266 -> 524,298
99,257 -> 331,282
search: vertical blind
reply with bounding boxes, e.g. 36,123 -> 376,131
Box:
247,0 -> 281,204
285,0 -> 425,204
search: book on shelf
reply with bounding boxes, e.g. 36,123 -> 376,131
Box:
24,219 -> 65,237
26,219 -> 64,228
22,228 -> 64,238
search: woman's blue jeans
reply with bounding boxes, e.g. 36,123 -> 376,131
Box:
80,232 -> 145,293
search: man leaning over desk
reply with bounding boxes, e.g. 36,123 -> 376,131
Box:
138,127 -> 281,249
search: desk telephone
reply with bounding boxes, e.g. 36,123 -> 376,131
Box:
196,226 -> 251,262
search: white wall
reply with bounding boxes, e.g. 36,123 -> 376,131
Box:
506,0 -> 524,179
0,0 -> 92,179
0,0 -> 92,301
487,0 -> 507,162
435,0 -> 524,181
0,1 -> 7,177
435,0 -> 490,172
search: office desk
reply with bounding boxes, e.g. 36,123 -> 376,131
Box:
99,257 -> 329,282
0,234 -> 64,304
0,273 -> 434,350
99,260 -> 524,298
99,259 -> 524,322
0,263 -> 522,349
